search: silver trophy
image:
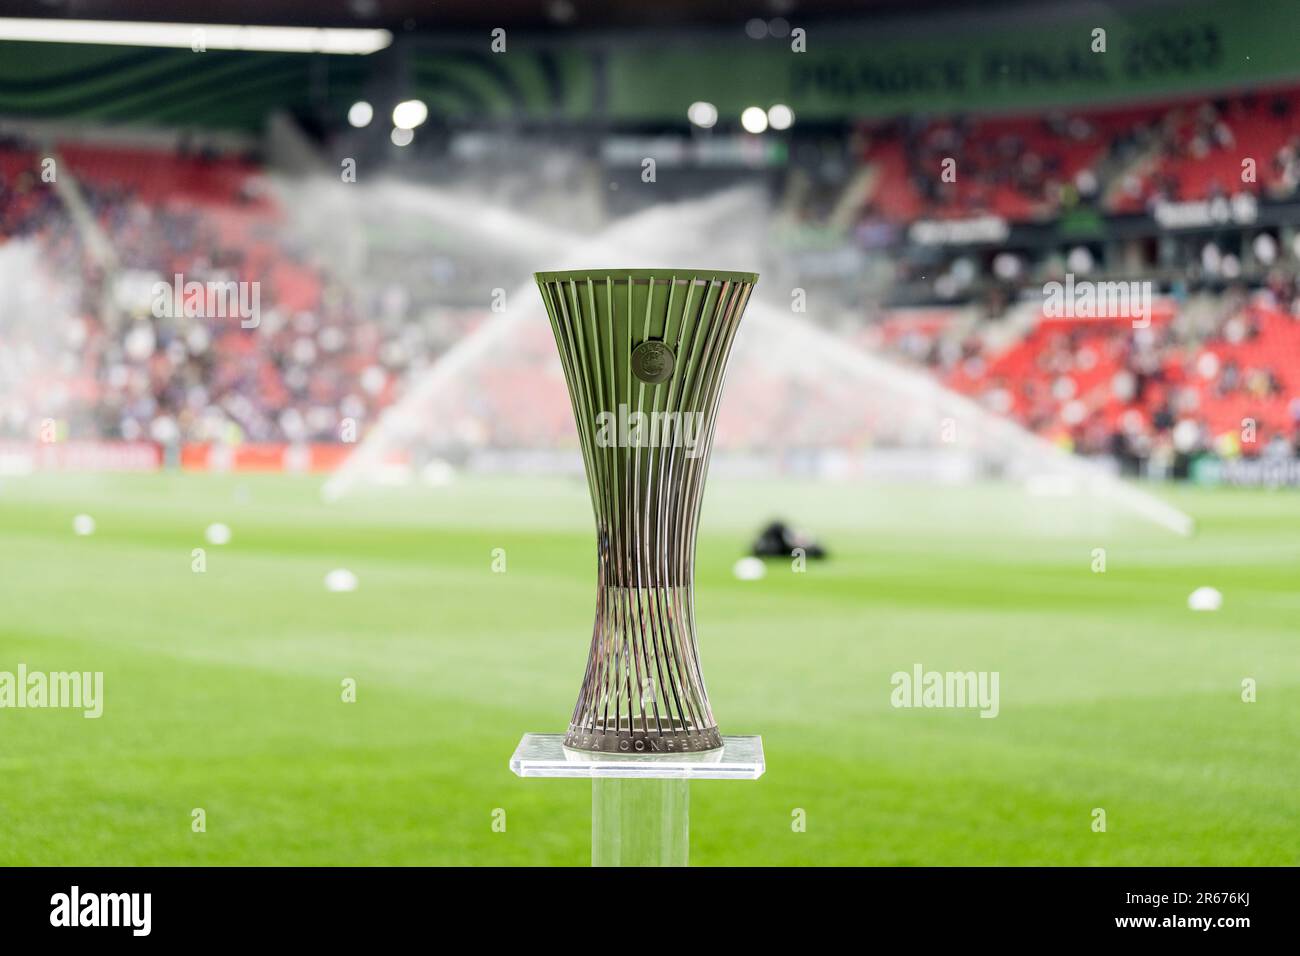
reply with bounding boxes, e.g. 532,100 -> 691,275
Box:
535,268 -> 757,754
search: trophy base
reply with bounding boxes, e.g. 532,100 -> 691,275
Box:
511,734 -> 764,866
511,733 -> 763,778
563,723 -> 723,755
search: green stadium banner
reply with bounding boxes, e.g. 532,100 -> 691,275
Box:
605,0 -> 1300,121
0,43 -> 368,129
1,0 -> 1299,128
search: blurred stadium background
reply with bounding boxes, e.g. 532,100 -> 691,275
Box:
1,0 -> 1297,866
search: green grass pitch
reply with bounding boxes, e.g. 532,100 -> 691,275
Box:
0,472 -> 1296,865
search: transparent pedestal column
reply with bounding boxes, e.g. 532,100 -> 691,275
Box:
510,733 -> 765,867
592,778 -> 690,866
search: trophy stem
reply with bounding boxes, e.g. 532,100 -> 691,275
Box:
591,778 -> 690,867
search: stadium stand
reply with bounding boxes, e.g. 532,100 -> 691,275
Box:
856,88 -> 1300,224
0,136 -> 410,448
4,81 -> 1300,478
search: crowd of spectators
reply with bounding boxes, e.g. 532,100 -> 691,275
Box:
886,280 -> 1300,473
0,135 -> 435,448
857,89 -> 1300,224
3,111 -> 1300,480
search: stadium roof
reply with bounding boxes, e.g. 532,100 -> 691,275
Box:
2,0 -> 994,31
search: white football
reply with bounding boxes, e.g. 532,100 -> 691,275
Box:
325,568 -> 359,592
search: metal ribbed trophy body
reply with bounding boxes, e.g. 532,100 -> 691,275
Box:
536,269 -> 757,754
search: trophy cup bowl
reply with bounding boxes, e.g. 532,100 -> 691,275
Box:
536,268 -> 758,755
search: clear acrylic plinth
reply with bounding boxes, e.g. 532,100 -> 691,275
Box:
509,733 -> 765,780
510,733 -> 765,866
